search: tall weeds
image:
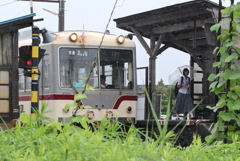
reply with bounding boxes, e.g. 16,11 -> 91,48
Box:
1,101 -> 240,160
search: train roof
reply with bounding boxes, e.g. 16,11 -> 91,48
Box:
19,30 -> 135,48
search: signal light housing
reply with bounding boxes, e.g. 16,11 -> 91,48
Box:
18,46 -> 32,69
19,45 -> 46,69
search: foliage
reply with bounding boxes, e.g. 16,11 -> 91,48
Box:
63,90 -> 93,113
1,108 -> 240,160
144,86 -> 175,145
156,79 -> 176,114
207,2 -> 240,143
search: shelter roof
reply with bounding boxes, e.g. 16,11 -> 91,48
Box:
114,0 -> 224,53
0,13 -> 36,34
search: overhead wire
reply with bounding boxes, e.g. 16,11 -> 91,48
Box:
0,1 -> 17,7
115,0 -> 125,8
72,0 -> 119,116
14,3 -> 30,17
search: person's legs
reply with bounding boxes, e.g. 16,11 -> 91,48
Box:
176,111 -> 180,119
184,112 -> 188,119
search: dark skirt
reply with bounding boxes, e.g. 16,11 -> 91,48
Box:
174,92 -> 194,112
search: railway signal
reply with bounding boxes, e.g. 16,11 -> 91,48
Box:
18,26 -> 54,115
18,46 -> 32,69
30,26 -> 54,115
18,45 -> 46,77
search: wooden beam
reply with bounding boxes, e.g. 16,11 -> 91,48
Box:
167,33 -> 204,69
131,27 -> 152,56
11,31 -> 19,120
150,34 -> 155,52
0,23 -> 32,35
174,30 -> 206,40
156,44 -> 170,56
182,39 -> 209,47
152,17 -> 214,34
153,34 -> 163,57
114,6 -> 208,28
134,9 -> 210,27
0,17 -> 34,35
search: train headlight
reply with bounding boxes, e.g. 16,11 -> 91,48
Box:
69,33 -> 78,42
116,35 -> 125,44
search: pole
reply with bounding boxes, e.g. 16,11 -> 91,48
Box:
30,0 -> 33,13
31,26 -> 40,116
58,0 -> 65,31
150,34 -> 157,119
215,0 -> 222,122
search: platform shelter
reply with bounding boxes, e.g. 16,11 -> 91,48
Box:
114,0 -> 224,119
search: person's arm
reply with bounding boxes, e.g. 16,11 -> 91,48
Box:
177,77 -> 187,88
177,77 -> 182,88
177,84 -> 188,88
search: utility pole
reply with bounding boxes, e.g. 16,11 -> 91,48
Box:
58,0 -> 65,32
18,0 -> 65,32
30,0 -> 33,13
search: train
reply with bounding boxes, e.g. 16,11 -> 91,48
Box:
17,30 -> 205,146
18,30 -> 139,123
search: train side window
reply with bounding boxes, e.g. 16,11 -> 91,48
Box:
18,69 -> 24,90
26,77 -> 31,89
43,59 -> 49,88
18,69 -> 31,91
125,62 -> 133,89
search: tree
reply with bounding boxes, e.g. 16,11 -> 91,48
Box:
156,79 -> 176,114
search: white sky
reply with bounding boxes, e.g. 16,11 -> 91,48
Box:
0,0 -> 230,85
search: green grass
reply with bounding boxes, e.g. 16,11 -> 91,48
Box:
1,99 -> 240,160
1,115 -> 240,160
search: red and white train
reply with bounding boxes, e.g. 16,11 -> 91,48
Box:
18,30 -> 138,123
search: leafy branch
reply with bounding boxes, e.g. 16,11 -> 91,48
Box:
206,1 -> 240,143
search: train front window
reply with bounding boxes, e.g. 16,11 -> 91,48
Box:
59,48 -> 97,88
100,49 -> 133,89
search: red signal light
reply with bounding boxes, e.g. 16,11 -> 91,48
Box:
26,60 -> 32,66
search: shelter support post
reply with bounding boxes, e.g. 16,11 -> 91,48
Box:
130,27 -> 163,119
150,34 -> 157,119
150,34 -> 163,119
202,47 -> 216,119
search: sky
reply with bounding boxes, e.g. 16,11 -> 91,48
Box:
0,0 -> 230,85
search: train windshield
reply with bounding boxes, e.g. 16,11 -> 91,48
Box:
100,49 -> 133,89
59,48 -> 97,88
59,48 -> 133,89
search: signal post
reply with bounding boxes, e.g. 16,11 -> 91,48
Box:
18,27 -> 52,116
31,26 -> 40,116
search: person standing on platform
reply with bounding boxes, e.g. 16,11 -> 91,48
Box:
174,68 -> 194,119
